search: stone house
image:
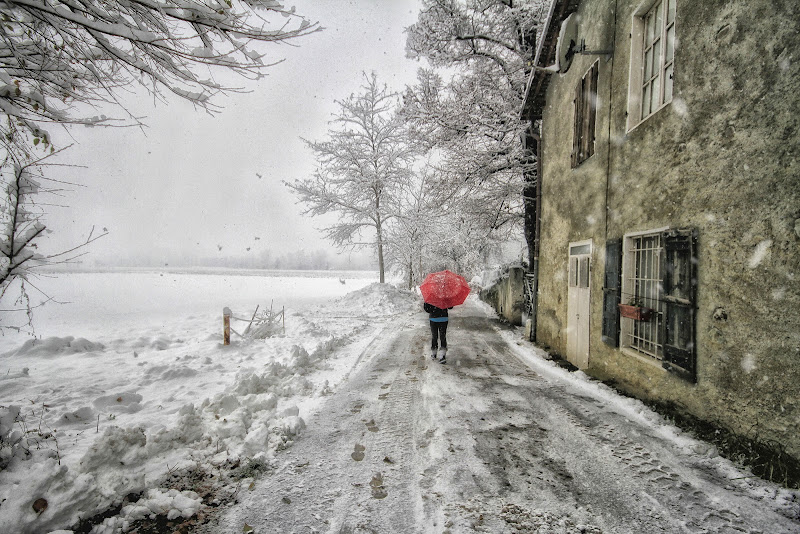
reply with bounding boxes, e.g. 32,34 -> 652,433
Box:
521,0 -> 800,459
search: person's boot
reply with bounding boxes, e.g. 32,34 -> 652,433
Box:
438,347 -> 447,364
430,347 -> 437,360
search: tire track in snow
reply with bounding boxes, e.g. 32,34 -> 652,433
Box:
204,307 -> 798,533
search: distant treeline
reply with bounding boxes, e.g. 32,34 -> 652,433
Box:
82,248 -> 375,271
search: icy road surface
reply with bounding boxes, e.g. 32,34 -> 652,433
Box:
210,304 -> 799,533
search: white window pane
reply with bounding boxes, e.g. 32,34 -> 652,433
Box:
653,38 -> 662,79
644,47 -> 653,79
655,1 -> 664,36
651,74 -> 661,111
666,25 -> 675,63
664,64 -> 674,102
646,12 -> 655,44
668,0 -> 676,24
642,83 -> 651,117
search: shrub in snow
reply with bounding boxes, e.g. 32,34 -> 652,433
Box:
0,404 -> 62,473
0,406 -> 25,469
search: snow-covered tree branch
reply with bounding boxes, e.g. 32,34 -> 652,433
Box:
403,0 -> 546,263
0,0 -> 319,143
0,0 -> 318,329
286,73 -> 418,283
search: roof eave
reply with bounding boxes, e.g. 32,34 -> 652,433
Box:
521,0 -> 581,121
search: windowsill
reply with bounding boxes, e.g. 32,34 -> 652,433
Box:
626,99 -> 672,134
620,346 -> 667,372
571,152 -> 596,169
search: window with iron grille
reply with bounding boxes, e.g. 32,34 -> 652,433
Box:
617,228 -> 698,381
627,0 -> 676,130
572,61 -> 599,168
622,232 -> 664,358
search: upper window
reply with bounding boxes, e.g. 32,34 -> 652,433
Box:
572,61 -> 599,168
627,0 -> 676,130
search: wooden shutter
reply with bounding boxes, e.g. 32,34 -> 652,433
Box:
601,238 -> 622,346
572,82 -> 581,167
585,62 -> 599,160
661,229 -> 698,382
573,62 -> 600,167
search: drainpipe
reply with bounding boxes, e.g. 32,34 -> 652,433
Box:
532,122 -> 543,342
605,0 -> 619,241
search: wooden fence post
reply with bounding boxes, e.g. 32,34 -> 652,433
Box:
223,307 -> 231,345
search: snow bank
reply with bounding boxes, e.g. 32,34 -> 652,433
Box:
88,488 -> 203,534
8,336 -> 105,357
330,282 -> 419,316
0,274 -> 403,534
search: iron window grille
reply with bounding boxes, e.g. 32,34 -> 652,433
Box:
623,233 -> 664,358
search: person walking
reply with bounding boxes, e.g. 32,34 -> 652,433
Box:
424,302 -> 451,364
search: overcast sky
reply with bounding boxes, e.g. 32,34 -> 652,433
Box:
43,0 -> 424,269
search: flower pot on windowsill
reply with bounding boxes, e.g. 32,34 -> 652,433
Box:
618,303 -> 653,321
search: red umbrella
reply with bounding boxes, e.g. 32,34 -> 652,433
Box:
420,270 -> 471,309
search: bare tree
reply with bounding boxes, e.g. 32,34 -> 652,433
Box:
286,73 -> 417,283
0,129 -> 107,331
0,0 -> 318,328
384,165 -> 438,289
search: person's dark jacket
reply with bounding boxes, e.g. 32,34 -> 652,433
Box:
424,302 -> 451,320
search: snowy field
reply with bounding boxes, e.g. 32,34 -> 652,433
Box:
0,268 -> 419,533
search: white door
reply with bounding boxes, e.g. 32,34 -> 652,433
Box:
567,240 -> 592,369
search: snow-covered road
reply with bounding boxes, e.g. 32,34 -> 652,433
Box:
207,302 -> 799,533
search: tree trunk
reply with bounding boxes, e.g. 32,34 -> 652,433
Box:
376,220 -> 385,283
523,126 -> 539,269
378,242 -> 385,283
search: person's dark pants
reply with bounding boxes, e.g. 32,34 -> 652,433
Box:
430,321 -> 448,350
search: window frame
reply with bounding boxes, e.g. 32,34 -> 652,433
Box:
626,0 -> 676,131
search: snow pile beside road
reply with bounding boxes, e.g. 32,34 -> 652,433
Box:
9,336 -> 106,357
0,276 -> 390,534
330,282 -> 419,316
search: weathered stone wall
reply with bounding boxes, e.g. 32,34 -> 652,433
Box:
480,267 -> 526,326
536,0 -> 614,358
536,0 -> 800,457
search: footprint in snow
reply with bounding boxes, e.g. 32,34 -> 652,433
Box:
351,444 -> 365,462
370,473 -> 388,499
365,420 -> 379,432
